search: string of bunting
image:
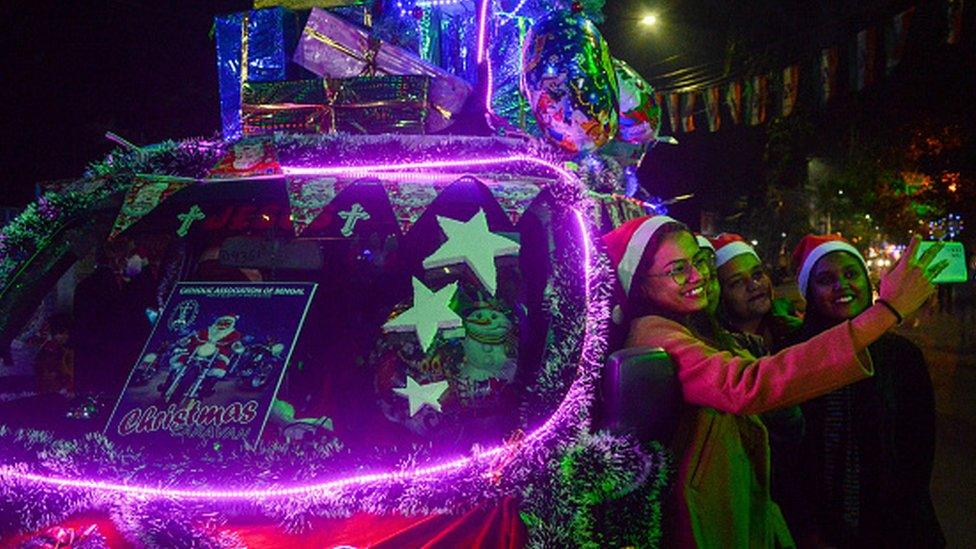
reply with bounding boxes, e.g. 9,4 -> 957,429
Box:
106,171 -> 548,241
588,191 -> 658,229
106,172 -> 650,241
653,1 -> 965,134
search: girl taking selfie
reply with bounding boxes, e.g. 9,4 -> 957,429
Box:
601,216 -> 946,548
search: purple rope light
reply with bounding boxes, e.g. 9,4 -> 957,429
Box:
0,171 -> 612,505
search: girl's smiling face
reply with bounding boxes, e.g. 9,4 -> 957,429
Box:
808,251 -> 872,320
634,231 -> 709,317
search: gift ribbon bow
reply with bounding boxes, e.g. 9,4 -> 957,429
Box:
302,26 -> 452,120
304,27 -> 383,77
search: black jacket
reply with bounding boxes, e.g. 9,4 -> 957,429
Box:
798,332 -> 944,548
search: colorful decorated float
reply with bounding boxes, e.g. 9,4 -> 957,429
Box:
0,1 -> 673,546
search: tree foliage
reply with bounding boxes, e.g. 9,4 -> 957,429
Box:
815,118 -> 974,247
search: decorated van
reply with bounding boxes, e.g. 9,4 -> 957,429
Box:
0,1 -> 671,546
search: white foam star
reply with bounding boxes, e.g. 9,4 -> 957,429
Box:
383,278 -> 462,352
393,375 -> 449,416
422,209 -> 520,295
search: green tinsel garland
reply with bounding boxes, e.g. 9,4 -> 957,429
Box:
519,431 -> 671,548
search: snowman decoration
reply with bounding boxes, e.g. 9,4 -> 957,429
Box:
455,301 -> 516,404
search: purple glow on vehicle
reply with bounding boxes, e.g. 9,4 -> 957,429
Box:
485,35 -> 496,115
329,171 -> 488,183
0,202 -> 602,502
575,209 -> 591,274
281,155 -> 575,182
1,447 -> 506,500
477,0 -> 490,64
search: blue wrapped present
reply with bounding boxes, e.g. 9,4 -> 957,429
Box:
431,2 -> 478,86
215,7 -> 303,139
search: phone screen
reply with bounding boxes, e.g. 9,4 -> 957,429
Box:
915,241 -> 969,284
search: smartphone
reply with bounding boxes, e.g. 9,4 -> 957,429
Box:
915,241 -> 969,284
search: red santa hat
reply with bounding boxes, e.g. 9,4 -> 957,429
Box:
792,234 -> 868,297
709,232 -> 759,268
601,215 -> 683,323
695,235 -> 715,252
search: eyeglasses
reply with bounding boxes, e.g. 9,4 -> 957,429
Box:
646,251 -> 713,286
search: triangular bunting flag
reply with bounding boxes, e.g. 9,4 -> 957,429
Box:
110,175 -> 193,240
886,7 -> 915,73
488,181 -> 541,225
382,180 -> 449,234
947,0 -> 963,45
209,138 -> 282,178
704,87 -> 721,132
667,93 -> 681,135
681,92 -> 697,133
654,92 -> 667,132
852,27 -> 878,91
782,65 -> 799,117
747,75 -> 768,126
744,79 -> 754,124
605,196 -> 624,227
820,47 -> 839,104
725,81 -> 743,125
286,176 -> 348,236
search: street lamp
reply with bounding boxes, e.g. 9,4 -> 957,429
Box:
640,13 -> 659,27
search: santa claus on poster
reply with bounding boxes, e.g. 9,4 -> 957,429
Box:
177,314 -> 245,382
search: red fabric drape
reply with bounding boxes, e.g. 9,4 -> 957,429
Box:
229,496 -> 526,548
0,513 -> 132,549
3,497 -> 526,549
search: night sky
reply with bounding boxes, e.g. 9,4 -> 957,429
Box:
1,1 -> 249,205
1,1 -> 973,227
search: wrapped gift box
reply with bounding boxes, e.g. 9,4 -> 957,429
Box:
215,7 -> 303,139
435,5 -> 478,85
241,76 -> 429,135
293,8 -> 472,133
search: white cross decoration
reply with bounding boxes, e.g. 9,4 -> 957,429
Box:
176,205 -> 206,237
338,203 -> 370,237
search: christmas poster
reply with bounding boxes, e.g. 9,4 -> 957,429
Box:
104,282 -> 317,448
207,138 -> 282,178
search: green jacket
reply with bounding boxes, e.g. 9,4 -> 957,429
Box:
627,315 -> 873,548
671,407 -> 793,548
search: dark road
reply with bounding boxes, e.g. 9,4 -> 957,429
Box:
899,306 -> 976,548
